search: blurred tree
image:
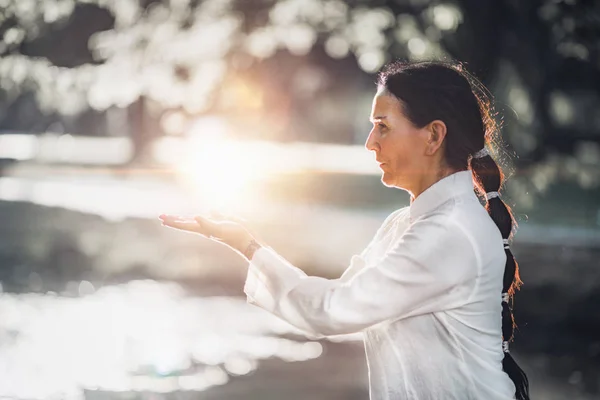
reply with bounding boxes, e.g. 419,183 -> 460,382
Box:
0,0 -> 598,179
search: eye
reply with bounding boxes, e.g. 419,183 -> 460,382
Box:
377,123 -> 387,132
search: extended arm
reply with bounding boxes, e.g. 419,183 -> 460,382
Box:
244,216 -> 478,337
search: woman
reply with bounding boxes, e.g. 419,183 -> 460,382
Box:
159,61 -> 530,400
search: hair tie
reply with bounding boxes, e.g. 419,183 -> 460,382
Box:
502,341 -> 510,353
503,238 -> 510,250
472,147 -> 489,159
485,191 -> 499,200
502,292 -> 509,303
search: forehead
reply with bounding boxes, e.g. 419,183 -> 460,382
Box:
370,92 -> 403,121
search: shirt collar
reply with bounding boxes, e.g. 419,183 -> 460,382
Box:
409,170 -> 475,222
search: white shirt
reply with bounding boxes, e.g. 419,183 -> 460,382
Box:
244,170 -> 517,400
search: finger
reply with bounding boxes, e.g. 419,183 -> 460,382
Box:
194,216 -> 223,239
161,219 -> 201,233
160,214 -> 194,223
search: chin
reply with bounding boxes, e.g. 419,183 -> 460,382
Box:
381,178 -> 394,188
381,171 -> 404,189
380,172 -> 396,188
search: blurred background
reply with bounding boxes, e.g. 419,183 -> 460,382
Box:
0,0 -> 599,399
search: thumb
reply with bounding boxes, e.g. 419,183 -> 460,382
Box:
194,215 -> 221,238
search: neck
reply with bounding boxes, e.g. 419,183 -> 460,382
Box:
408,166 -> 458,203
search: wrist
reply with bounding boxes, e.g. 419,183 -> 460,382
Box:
237,233 -> 262,261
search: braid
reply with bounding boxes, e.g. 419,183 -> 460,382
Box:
470,147 -> 529,400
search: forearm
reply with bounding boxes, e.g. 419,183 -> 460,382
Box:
244,246 -> 369,337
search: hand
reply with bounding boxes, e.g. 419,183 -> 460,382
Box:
159,212 -> 249,247
158,212 -> 258,258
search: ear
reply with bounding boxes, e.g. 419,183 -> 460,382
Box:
424,120 -> 447,156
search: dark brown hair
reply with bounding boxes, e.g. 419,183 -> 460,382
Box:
377,60 -> 529,400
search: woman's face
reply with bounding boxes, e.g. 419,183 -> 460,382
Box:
366,90 -> 430,192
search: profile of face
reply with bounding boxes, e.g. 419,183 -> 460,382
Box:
366,88 -> 447,194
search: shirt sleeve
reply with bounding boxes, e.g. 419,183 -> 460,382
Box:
243,214 -> 478,337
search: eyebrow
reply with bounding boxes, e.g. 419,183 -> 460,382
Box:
370,116 -> 387,123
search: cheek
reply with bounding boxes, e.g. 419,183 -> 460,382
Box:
386,133 -> 419,167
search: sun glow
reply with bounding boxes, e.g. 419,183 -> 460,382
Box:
177,117 -> 271,212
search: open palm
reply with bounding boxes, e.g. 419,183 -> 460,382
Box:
159,213 -> 249,249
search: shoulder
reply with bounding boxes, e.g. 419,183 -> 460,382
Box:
394,214 -> 479,285
408,200 -> 488,277
413,193 -> 483,246
405,211 -> 463,243
404,211 -> 477,264
445,196 -> 504,267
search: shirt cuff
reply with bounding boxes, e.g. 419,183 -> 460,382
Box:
243,246 -> 307,314
243,246 -> 276,312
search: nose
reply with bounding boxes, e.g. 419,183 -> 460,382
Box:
365,127 -> 378,152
